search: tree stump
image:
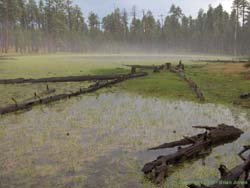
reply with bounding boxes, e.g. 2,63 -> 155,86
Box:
131,67 -> 136,74
176,60 -> 185,71
164,63 -> 172,70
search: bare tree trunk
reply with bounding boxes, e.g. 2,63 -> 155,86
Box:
4,0 -> 9,54
234,5 -> 239,56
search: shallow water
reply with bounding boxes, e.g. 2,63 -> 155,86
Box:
0,92 -> 249,188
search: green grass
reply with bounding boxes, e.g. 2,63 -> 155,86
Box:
186,66 -> 250,106
120,72 -> 197,101
0,54 -> 249,107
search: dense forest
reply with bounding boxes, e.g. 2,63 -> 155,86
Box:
0,0 -> 250,55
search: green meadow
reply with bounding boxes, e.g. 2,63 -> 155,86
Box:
0,54 -> 250,188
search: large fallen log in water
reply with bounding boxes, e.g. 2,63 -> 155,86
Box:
0,73 -> 142,84
142,124 -> 243,184
188,145 -> 250,188
0,72 -> 147,115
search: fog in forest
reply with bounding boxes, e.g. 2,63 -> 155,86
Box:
0,0 -> 250,56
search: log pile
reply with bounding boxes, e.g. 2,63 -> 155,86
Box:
0,72 -> 147,115
142,124 -> 243,184
188,145 -> 250,188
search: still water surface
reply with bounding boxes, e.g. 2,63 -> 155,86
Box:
0,92 -> 249,188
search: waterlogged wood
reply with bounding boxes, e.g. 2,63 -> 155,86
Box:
0,73 -> 143,84
0,72 -> 147,115
142,124 -> 243,184
188,145 -> 250,188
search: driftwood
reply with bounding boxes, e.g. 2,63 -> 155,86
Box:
240,93 -> 250,99
142,124 -> 243,184
188,145 -> 250,188
0,72 -> 147,115
0,73 -> 142,84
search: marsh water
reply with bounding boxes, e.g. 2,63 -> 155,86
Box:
0,92 -> 250,188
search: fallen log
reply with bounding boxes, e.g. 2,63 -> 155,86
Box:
0,72 -> 147,115
123,64 -> 164,73
142,124 -> 243,184
185,78 -> 205,101
170,68 -> 205,101
188,145 -> 250,188
123,64 -> 164,70
0,73 -> 142,84
22,85 -> 56,103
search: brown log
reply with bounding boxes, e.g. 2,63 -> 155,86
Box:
188,145 -> 250,188
142,124 -> 243,184
0,73 -> 144,84
0,72 -> 148,115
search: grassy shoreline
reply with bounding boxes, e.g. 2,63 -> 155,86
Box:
0,54 -> 249,108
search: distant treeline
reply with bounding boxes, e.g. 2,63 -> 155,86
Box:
0,0 -> 250,55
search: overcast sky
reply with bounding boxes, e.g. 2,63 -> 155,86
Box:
74,0 -> 233,19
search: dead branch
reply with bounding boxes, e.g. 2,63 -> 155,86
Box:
142,124 -> 243,184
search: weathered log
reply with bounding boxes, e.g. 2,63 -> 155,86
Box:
23,85 -> 56,103
188,145 -> 250,188
0,72 -> 148,115
123,64 -> 164,73
186,78 -> 205,101
240,93 -> 250,99
170,68 -> 205,101
142,124 -> 243,184
0,73 -> 143,84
